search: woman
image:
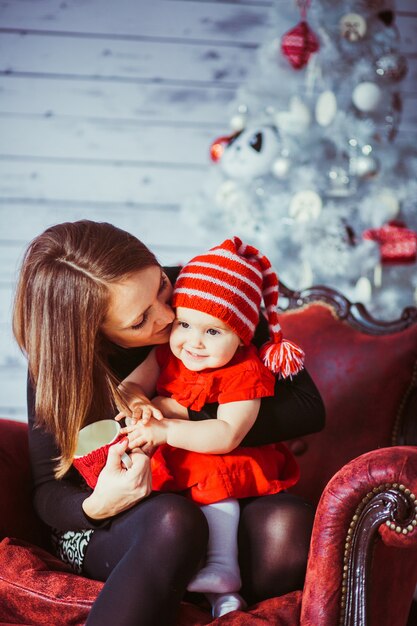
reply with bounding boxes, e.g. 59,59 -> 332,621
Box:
13,220 -> 325,626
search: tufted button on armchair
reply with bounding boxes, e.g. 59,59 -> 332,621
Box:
1,283 -> 417,626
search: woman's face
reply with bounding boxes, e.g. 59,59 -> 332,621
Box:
101,266 -> 175,348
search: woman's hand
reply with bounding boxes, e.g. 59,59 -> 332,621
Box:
82,437 -> 152,521
116,381 -> 163,425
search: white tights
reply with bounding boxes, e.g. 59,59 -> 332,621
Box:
187,498 -> 247,617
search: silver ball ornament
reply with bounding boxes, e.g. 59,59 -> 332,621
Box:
327,165 -> 354,197
375,53 -> 408,83
351,155 -> 380,179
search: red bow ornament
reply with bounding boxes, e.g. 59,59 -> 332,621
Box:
281,21 -> 320,70
363,220 -> 417,264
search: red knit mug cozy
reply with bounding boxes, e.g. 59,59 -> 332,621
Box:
172,236 -> 305,378
73,419 -> 129,488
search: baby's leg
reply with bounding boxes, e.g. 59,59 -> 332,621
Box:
187,498 -> 241,594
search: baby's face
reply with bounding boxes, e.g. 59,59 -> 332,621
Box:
170,307 -> 242,371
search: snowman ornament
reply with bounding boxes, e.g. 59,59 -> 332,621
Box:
219,125 -> 281,180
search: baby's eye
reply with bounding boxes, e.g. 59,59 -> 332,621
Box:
207,328 -> 220,336
179,321 -> 189,329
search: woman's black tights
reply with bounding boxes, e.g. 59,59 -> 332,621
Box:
83,493 -> 208,626
83,491 -> 314,625
239,492 -> 315,604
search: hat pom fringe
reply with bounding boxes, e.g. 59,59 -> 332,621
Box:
260,339 -> 305,378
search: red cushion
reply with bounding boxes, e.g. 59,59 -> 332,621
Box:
0,537 -> 301,625
0,538 -> 101,625
280,303 -> 417,504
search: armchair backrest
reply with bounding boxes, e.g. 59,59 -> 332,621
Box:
278,285 -> 417,505
0,419 -> 49,548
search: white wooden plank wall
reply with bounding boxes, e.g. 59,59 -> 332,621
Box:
0,0 -> 416,421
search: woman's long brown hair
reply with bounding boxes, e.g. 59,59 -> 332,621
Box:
13,220 -> 159,478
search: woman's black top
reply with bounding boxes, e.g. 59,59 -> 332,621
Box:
27,266 -> 325,532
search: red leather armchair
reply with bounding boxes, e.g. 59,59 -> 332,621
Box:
1,284 -> 417,626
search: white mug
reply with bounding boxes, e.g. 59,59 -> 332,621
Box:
73,419 -> 132,488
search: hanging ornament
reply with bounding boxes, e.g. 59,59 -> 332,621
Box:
375,52 -> 408,83
363,221 -> 417,264
219,125 -> 281,180
351,154 -> 380,179
209,132 -> 240,162
274,96 -> 311,135
230,104 -> 249,131
281,1 -> 319,70
354,276 -> 372,303
271,148 -> 292,179
315,90 -> 337,127
339,13 -> 367,43
352,81 -> 382,112
326,161 -> 355,197
289,190 -> 322,222
350,145 -> 380,180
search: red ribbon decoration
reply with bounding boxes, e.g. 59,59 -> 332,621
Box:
363,220 -> 417,264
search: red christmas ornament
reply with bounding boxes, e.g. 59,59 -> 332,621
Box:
209,132 -> 239,162
281,20 -> 320,70
363,220 -> 417,264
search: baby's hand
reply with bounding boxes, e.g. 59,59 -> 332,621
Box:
122,417 -> 169,449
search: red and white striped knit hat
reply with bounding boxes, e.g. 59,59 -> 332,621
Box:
172,236 -> 304,378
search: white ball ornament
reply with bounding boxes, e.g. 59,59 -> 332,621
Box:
352,82 -> 382,112
271,158 -> 290,179
289,190 -> 322,222
230,114 -> 247,132
271,150 -> 291,179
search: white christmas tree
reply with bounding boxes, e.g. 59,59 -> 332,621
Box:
182,0 -> 417,320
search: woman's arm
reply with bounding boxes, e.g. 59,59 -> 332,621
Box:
28,379 -> 152,530
188,369 -> 325,445
242,368 -> 325,445
28,380 -> 105,530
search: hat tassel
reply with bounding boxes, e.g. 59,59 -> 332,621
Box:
260,338 -> 305,378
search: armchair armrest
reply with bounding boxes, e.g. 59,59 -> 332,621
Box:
301,446 -> 417,626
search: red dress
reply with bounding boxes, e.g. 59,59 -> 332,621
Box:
151,344 -> 299,504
